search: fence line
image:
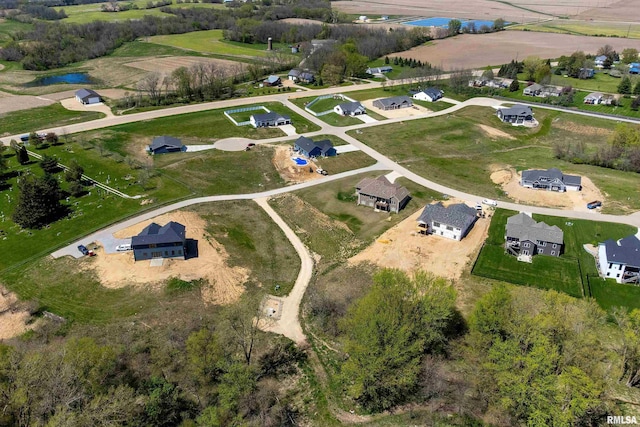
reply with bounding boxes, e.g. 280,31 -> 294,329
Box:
224,105 -> 269,126
305,93 -> 357,116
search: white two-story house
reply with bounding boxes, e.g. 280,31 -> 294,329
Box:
598,235 -> 640,284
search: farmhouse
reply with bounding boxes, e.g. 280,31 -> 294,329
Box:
594,55 -> 607,68
148,136 -> 184,155
505,212 -> 564,259
520,168 -> 582,192
598,235 -> 640,284
293,136 -> 336,158
416,202 -> 478,241
355,176 -> 410,213
131,221 -> 187,261
412,87 -> 444,102
288,69 -> 315,83
75,88 -> 101,105
373,95 -> 413,110
496,104 -> 534,125
366,66 -> 393,75
334,101 -> 366,116
263,75 -> 281,86
250,111 -> 291,128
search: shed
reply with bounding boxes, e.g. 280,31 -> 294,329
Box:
75,88 -> 101,105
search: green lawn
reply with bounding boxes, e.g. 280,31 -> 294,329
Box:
349,106 -> 640,213
0,104 -> 105,135
472,208 -> 637,308
307,97 -> 344,114
109,40 -> 205,58
269,173 -> 441,265
531,71 -> 639,94
0,20 -> 33,48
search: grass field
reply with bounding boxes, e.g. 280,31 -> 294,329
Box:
0,104 -> 105,135
349,106 -> 640,213
509,21 -> 640,39
0,20 -> 32,48
269,173 -> 441,266
290,97 -> 365,127
307,97 -> 344,114
518,71 -> 639,94
109,40 -> 205,58
472,208 -> 637,309
0,200 -> 298,322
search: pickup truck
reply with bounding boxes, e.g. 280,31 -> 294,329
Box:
587,200 -> 602,209
316,168 -> 328,176
482,199 -> 498,207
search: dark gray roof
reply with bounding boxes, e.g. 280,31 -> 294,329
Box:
421,87 -> 443,99
337,101 -> 365,114
417,202 -> 477,231
498,104 -> 533,117
252,111 -> 290,122
374,95 -> 413,108
300,71 -> 315,80
521,168 -> 581,186
132,221 -> 186,246
149,135 -> 183,151
525,83 -> 543,92
294,136 -> 333,155
75,88 -> 99,100
356,176 -> 410,201
603,235 -> 640,266
506,213 -> 564,244
288,69 -> 301,77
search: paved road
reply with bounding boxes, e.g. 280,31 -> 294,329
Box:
254,197 -> 313,344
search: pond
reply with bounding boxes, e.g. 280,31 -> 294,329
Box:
26,72 -> 94,87
404,17 -> 506,30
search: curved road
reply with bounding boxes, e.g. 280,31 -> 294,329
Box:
44,83 -> 640,344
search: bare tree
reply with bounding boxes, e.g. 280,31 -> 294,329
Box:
138,72 -> 162,105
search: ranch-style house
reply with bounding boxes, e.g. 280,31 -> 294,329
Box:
132,221 -> 187,261
416,202 -> 478,241
373,95 -> 413,110
293,136 -> 336,158
334,101 -> 366,116
520,168 -> 582,192
412,87 -> 443,102
496,104 -> 534,125
148,136 -> 184,155
355,176 -> 410,213
250,112 -> 291,128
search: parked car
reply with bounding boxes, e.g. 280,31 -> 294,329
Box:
482,199 -> 498,207
247,143 -> 256,147
116,243 -> 131,251
316,168 -> 328,175
587,200 -> 602,209
20,135 -> 29,143
77,245 -> 89,256
474,204 -> 483,211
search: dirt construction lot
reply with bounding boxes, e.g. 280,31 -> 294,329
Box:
349,200 -> 490,281
395,32 -> 640,70
272,145 -> 323,184
490,165 -> 605,212
86,211 -> 249,305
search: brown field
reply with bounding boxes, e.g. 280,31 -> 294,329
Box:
124,56 -> 245,74
394,31 -> 640,69
332,0 -> 621,22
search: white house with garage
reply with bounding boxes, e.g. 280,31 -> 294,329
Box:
598,235 -> 640,284
412,87 -> 444,102
416,202 -> 479,241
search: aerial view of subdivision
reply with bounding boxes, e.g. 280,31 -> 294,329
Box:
2,0 -> 640,424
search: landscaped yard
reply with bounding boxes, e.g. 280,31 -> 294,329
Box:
0,104 -> 105,135
349,106 -> 640,213
472,208 -> 638,309
522,71 -> 639,94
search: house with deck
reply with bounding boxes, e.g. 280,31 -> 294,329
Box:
75,88 -> 101,105
132,221 -> 187,261
598,235 -> 640,284
334,101 -> 366,116
505,213 -> 564,259
373,95 -> 413,110
293,136 -> 336,158
496,104 -> 534,125
520,168 -> 582,192
355,176 -> 410,213
412,87 -> 443,102
416,202 -> 478,241
250,112 -> 291,128
148,136 -> 184,155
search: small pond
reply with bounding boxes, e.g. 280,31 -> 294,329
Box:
26,72 -> 94,87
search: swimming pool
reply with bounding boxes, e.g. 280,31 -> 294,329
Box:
405,18 -> 501,30
292,157 -> 308,166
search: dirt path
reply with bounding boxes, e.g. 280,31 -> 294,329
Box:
490,165 -> 604,212
254,197 -> 314,344
0,286 -> 37,340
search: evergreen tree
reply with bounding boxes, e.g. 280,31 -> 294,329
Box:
633,81 -> 640,96
39,154 -> 58,174
384,56 -> 389,65
509,79 -> 520,92
65,159 -> 84,182
12,173 -> 65,229
618,76 -> 632,94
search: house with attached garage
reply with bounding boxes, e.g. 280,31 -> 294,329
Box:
496,104 -> 534,125
250,111 -> 291,128
75,88 -> 101,105
594,55 -> 608,68
148,136 -> 184,155
288,69 -> 315,83
132,221 -> 187,261
504,212 -> 564,259
598,235 -> 640,284
373,95 -> 413,110
293,136 -> 336,158
584,92 -> 604,104
263,75 -> 281,86
416,202 -> 479,241
334,101 -> 366,116
366,66 -> 393,75
412,87 -> 444,102
355,176 -> 410,213
523,83 -> 561,98
520,167 -> 581,192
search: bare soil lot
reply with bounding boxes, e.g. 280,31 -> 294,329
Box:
88,211 -> 249,305
124,56 -> 244,74
394,32 -> 640,70
0,286 -> 36,340
349,200 -> 490,281
490,165 -> 605,212
332,0 -> 620,22
272,145 -> 323,184
0,95 -> 55,115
